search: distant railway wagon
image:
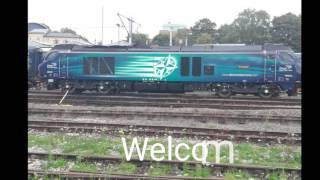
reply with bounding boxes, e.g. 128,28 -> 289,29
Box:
38,44 -> 301,98
28,41 -> 52,89
28,47 -> 46,88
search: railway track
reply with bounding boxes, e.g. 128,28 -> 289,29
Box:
28,170 -> 224,180
28,119 -> 301,145
28,108 -> 301,125
28,152 -> 301,178
28,91 -> 301,110
29,89 -> 301,102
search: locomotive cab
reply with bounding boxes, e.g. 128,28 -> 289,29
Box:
38,51 -> 61,90
292,53 -> 301,93
276,51 -> 301,96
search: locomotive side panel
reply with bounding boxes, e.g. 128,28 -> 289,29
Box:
63,52 -> 267,83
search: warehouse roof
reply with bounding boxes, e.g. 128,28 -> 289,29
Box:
28,22 -> 50,32
28,40 -> 52,50
106,40 -> 131,46
29,29 -> 49,34
44,32 -> 81,38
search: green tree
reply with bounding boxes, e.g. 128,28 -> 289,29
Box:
271,13 -> 301,52
60,27 -> 77,35
216,24 -> 239,43
191,18 -> 216,36
196,33 -> 213,44
232,9 -> 271,44
60,27 -> 90,42
131,33 -> 149,46
174,28 -> 191,46
190,18 -> 217,44
80,36 -> 89,42
151,33 -> 170,46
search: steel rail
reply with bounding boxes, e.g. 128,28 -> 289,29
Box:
28,91 -> 301,105
28,170 -> 224,179
28,108 -> 301,125
28,152 -> 301,178
28,90 -> 301,103
28,119 -> 301,145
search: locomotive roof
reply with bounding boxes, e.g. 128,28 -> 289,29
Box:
50,43 -> 293,53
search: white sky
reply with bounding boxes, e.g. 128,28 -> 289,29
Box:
28,0 -> 301,44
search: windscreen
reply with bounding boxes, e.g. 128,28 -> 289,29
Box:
290,53 -> 301,74
279,52 -> 295,64
44,51 -> 59,61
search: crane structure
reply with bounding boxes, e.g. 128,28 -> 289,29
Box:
117,13 -> 141,45
101,7 -> 104,45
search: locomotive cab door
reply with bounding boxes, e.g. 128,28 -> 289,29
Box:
59,54 -> 68,79
264,53 -> 277,82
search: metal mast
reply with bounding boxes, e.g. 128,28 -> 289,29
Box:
117,13 -> 141,45
101,7 -> 104,45
116,24 -> 120,42
168,22 -> 173,46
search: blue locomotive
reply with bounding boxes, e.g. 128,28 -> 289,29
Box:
38,44 -> 301,98
28,41 -> 52,89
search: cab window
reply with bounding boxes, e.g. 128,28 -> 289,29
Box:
84,57 -> 115,75
100,57 -> 115,75
84,57 -> 99,75
45,52 -> 60,61
192,57 -> 201,76
180,57 -> 190,76
279,52 -> 295,63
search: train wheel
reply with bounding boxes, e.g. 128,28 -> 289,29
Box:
28,81 -> 32,90
73,88 -> 84,94
61,87 -> 76,93
272,89 -> 280,97
258,86 -> 273,99
47,83 -> 57,90
61,84 -> 83,94
287,89 -> 297,96
97,85 -> 112,94
216,86 -> 232,98
35,81 -> 41,90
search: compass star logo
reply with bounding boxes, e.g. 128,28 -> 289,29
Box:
153,55 -> 177,80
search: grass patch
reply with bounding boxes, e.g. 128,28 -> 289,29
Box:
45,154 -> 67,170
224,170 -> 254,180
224,170 -> 291,180
106,162 -> 137,175
148,163 -> 172,177
28,134 -> 118,156
47,158 -> 67,169
233,143 -> 301,168
117,162 -> 137,174
71,161 -> 97,173
265,171 -> 289,180
28,134 -> 301,168
28,175 -> 53,180
182,164 -> 211,177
